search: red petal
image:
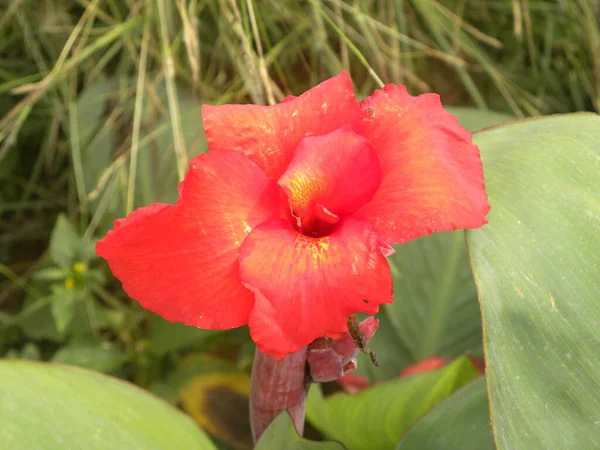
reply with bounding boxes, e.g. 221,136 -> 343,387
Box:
354,85 -> 490,245
202,72 -> 360,180
400,357 -> 449,377
337,373 -> 371,394
238,217 -> 392,358
278,128 -> 381,233
469,356 -> 486,375
96,151 -> 282,329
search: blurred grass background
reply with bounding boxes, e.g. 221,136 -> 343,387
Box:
0,0 -> 599,447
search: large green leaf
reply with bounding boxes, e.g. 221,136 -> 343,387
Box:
396,377 -> 494,450
307,357 -> 478,450
51,340 -> 126,374
147,313 -> 219,356
0,361 -> 216,449
466,113 -> 600,449
255,413 -> 345,450
388,231 -> 484,360
355,231 -> 483,381
445,106 -> 514,132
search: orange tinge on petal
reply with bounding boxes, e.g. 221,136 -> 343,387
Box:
354,84 -> 490,245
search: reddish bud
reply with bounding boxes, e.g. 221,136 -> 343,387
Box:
307,317 -> 379,382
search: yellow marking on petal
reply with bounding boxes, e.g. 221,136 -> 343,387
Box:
286,171 -> 326,213
307,238 -> 331,261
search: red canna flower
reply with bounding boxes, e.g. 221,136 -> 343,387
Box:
96,73 -> 489,359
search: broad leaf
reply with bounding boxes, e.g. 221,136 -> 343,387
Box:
0,361 -> 216,449
48,214 -> 98,268
307,357 -> 478,450
148,313 -> 219,356
76,78 -> 118,147
51,340 -> 126,373
50,285 -> 75,334
49,214 -> 80,268
355,231 -> 483,381
445,106 -> 514,132
18,298 -> 63,342
255,413 -> 345,450
467,113 -> 600,449
396,377 -> 494,450
388,231 -> 484,360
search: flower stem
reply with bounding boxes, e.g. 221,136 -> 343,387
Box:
248,317 -> 380,443
249,346 -> 309,443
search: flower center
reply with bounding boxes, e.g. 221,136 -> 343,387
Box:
277,128 -> 382,237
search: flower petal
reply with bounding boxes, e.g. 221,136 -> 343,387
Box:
278,128 -> 381,235
202,72 -> 360,180
238,217 -> 393,358
354,85 -> 490,245
96,151 -> 282,329
400,357 -> 449,377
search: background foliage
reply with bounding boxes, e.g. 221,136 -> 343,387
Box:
1,1 -> 599,448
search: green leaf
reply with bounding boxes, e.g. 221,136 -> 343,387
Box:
0,145 -> 18,181
50,285 -> 76,334
148,313 -> 219,356
18,298 -> 63,342
31,267 -> 68,282
396,377 -> 494,450
0,361 -> 216,450
20,343 -> 41,361
49,214 -> 80,268
355,231 -> 483,381
76,78 -> 118,147
134,85 -> 207,207
352,310 -> 413,381
445,106 -> 514,132
76,78 -> 117,199
150,354 -> 238,402
307,357 -> 478,450
388,231 -> 484,360
78,235 -> 100,263
466,113 -> 600,449
51,340 -> 126,374
255,413 -> 345,450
